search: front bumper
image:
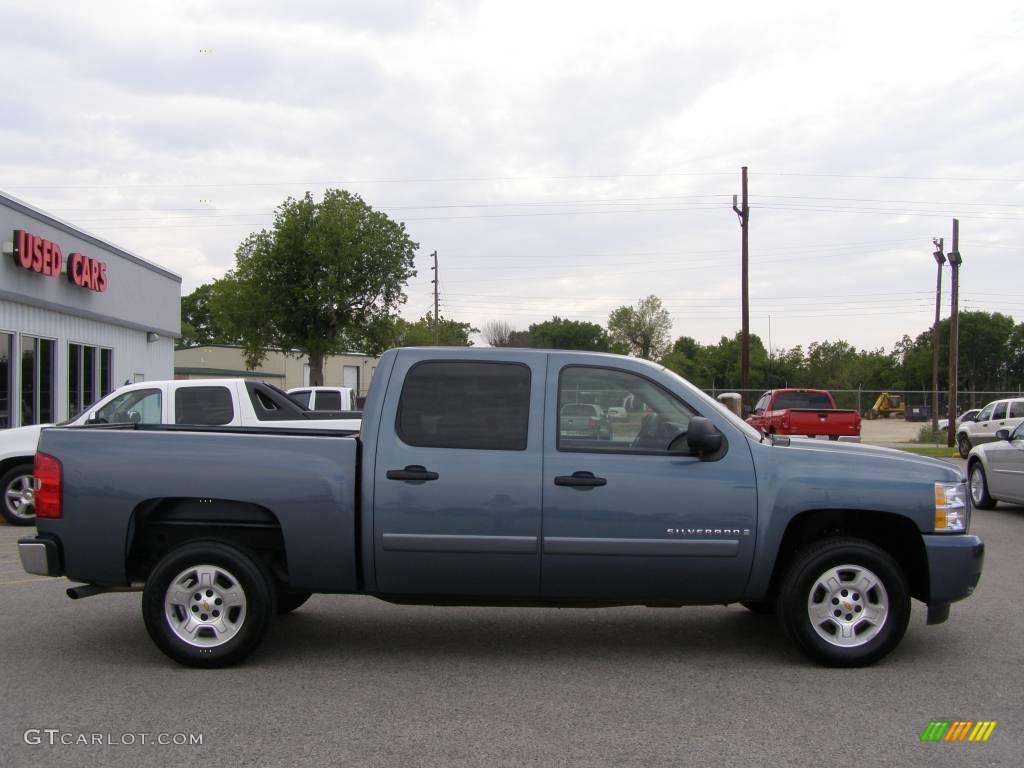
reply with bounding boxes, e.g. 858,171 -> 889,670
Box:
18,535 -> 63,577
923,533 -> 984,605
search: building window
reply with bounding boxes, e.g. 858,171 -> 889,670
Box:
0,332 -> 12,429
20,336 -> 55,426
68,343 -> 114,419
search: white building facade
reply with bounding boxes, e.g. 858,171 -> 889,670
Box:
1,190 -> 180,428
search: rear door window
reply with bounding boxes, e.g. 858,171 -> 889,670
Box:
397,361 -> 530,450
992,402 -> 1008,420
174,386 -> 234,426
290,390 -> 311,408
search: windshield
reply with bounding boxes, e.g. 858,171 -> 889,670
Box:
660,367 -> 762,441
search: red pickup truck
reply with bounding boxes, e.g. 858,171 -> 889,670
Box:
747,389 -> 861,440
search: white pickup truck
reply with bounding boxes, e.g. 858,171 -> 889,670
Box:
286,386 -> 356,411
0,378 -> 360,525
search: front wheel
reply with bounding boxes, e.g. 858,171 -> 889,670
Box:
1,463 -> 37,526
958,434 -> 972,459
969,462 -> 996,510
776,538 -> 909,667
142,541 -> 276,668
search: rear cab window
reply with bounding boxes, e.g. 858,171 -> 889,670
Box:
772,392 -> 833,409
316,391 -> 342,410
396,361 -> 530,450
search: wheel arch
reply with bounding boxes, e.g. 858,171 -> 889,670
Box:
764,509 -> 930,604
127,498 -> 290,587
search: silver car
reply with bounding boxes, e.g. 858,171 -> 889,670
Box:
967,421 -> 1024,509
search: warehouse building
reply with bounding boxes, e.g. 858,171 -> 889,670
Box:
1,190 -> 180,428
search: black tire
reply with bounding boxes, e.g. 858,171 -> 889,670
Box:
1,463 -> 37,526
740,600 -> 775,615
807,435 -> 817,439
776,537 -> 910,667
828,435 -> 840,441
968,461 -> 996,510
957,434 -> 972,459
277,590 -> 313,615
142,541 -> 276,668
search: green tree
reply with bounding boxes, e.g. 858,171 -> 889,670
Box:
527,316 -> 610,351
607,295 -> 672,360
180,283 -> 238,347
210,190 -> 417,384
397,315 -> 477,346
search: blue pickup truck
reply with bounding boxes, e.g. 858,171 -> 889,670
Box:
19,348 -> 984,668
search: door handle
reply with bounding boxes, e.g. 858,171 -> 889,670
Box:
386,465 -> 440,481
554,471 -> 607,488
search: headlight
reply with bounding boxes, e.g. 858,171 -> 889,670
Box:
934,481 -> 969,532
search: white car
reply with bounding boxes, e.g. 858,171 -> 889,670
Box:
938,408 -> 980,432
956,398 -> 1024,458
0,379 -> 360,526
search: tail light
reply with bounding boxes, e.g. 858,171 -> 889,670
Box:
781,413 -> 790,430
34,452 -> 63,519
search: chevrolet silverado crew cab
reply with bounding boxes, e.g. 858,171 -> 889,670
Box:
0,378 -> 360,525
19,349 -> 983,668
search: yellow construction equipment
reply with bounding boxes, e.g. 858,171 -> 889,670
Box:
867,393 -> 905,419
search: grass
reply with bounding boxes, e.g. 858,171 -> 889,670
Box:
889,444 -> 961,458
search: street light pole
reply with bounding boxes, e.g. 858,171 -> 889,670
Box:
931,238 -> 945,434
946,221 -> 962,450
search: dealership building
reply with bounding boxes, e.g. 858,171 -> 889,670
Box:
1,190 -> 180,429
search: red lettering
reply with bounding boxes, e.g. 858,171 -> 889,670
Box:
50,243 -> 63,277
90,258 -> 100,289
96,262 -> 107,292
31,235 -> 44,272
14,230 -> 31,269
68,253 -> 83,286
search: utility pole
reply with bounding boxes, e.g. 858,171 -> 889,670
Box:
732,166 -> 750,392
931,238 -> 945,434
430,250 -> 439,344
946,221 -> 962,449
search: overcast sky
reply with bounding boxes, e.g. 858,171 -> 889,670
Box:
2,0 -> 1022,353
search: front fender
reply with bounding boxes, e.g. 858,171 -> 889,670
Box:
744,438 -> 960,596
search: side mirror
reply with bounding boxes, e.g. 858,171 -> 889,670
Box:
996,428 -> 1011,441
688,416 -> 723,459
128,409 -> 142,425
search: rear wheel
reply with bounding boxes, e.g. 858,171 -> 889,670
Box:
776,538 -> 909,667
1,463 -> 37,526
828,435 -> 840,441
969,462 -> 996,510
957,434 -> 972,459
142,541 -> 276,667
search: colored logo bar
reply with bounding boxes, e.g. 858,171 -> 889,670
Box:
921,721 -> 997,742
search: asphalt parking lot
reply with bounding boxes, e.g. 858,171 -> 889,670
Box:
1,493 -> 1021,768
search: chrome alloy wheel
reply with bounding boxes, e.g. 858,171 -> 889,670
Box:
163,564 -> 247,648
969,464 -> 986,505
4,472 -> 36,520
806,564 -> 889,648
